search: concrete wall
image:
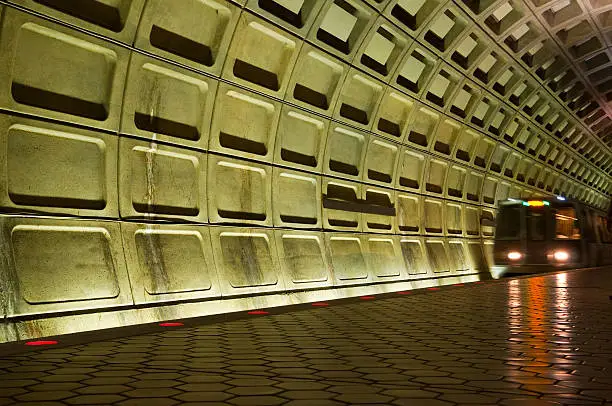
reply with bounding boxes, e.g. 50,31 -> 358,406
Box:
0,0 -> 609,343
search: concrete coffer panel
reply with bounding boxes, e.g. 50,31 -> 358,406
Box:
119,137 -> 208,222
11,0 -> 146,44
210,226 -> 285,297
134,0 -> 241,76
0,113 -> 118,218
1,216 -> 132,317
275,230 -> 333,290
0,7 -> 129,131
121,51 -> 218,151
121,222 -> 221,304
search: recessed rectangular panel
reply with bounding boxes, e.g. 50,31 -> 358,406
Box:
395,47 -> 436,94
335,71 -> 383,128
362,187 -> 395,233
465,206 -> 479,235
274,169 -> 320,228
275,107 -> 328,171
13,27 -> 113,120
397,193 -> 420,233
4,217 -> 132,317
445,203 -> 462,235
433,119 -> 460,156
12,225 -> 119,304
358,22 -> 407,79
211,85 -> 279,162
8,127 -> 105,207
0,10 -> 128,130
311,0 -> 373,60
426,240 -> 450,273
424,199 -> 443,234
286,44 -> 347,114
365,139 -> 398,185
121,222 -> 220,304
218,232 -> 278,288
373,91 -> 414,139
120,139 -> 206,221
329,236 -> 368,281
465,172 -> 483,202
224,15 -> 299,96
16,0 -> 145,43
279,233 -> 329,284
209,157 -> 271,225
246,0 -> 323,37
397,149 -> 424,191
323,179 -> 362,231
446,166 -> 465,199
448,241 -> 469,271
134,0 -> 239,74
122,52 -> 216,149
470,241 -> 489,271
324,125 -> 367,180
407,106 -> 438,148
0,115 -> 117,217
425,159 -> 447,195
135,229 -> 213,295
364,237 -> 403,277
390,0 -> 441,33
400,239 -> 428,274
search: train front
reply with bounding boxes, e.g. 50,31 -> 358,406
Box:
493,198 -> 584,277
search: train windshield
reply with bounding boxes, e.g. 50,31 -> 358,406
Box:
554,207 -> 580,240
526,209 -> 546,241
496,207 -> 521,240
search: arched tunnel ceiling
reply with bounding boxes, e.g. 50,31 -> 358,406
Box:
1,0 -> 609,205
2,0 -> 612,342
487,0 -> 612,165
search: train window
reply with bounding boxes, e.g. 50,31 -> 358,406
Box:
527,210 -> 545,241
496,207 -> 520,240
554,207 -> 580,240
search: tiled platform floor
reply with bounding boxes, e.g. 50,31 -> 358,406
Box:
1,268 -> 612,405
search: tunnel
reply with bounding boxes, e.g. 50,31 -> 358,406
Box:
0,0 -> 610,345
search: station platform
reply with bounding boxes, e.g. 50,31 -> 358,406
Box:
1,267 -> 612,406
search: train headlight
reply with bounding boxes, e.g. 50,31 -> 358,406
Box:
553,250 -> 570,262
507,251 -> 522,261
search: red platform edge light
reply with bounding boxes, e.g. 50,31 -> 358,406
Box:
360,296 -> 375,300
427,287 -> 440,291
312,302 -> 329,307
454,283 -> 465,287
248,310 -> 269,315
159,322 -> 184,327
397,291 -> 412,295
25,340 -> 58,346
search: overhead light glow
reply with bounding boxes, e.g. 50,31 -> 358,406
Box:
557,196 -> 566,201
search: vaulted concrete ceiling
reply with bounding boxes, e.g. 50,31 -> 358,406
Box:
435,0 -> 612,196
465,0 -> 612,170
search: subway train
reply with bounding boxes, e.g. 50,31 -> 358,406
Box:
494,197 -> 612,275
